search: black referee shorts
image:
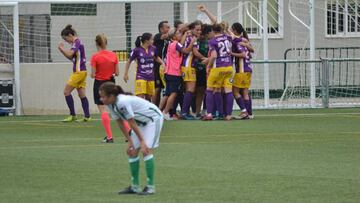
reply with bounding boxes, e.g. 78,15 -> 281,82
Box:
93,78 -> 115,105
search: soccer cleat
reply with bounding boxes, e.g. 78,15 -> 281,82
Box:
200,109 -> 207,116
214,114 -> 224,120
195,113 -> 202,119
224,115 -> 233,121
239,111 -> 249,120
118,186 -> 140,195
171,113 -> 180,120
248,114 -> 254,119
201,114 -> 213,121
138,186 -> 155,195
162,112 -> 173,121
181,114 -> 195,120
77,117 -> 92,122
62,115 -> 77,122
102,137 -> 114,143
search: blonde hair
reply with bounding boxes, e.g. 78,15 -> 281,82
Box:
220,21 -> 229,33
95,34 -> 107,49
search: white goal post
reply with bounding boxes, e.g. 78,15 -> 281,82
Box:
0,2 -> 20,115
1,0 -> 359,115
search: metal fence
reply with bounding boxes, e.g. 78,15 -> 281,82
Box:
250,58 -> 360,109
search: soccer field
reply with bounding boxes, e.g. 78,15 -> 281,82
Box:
0,108 -> 359,203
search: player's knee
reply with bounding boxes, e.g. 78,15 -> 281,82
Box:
127,148 -> 139,157
232,90 -> 239,97
63,90 -> 70,96
187,86 -> 196,93
78,93 -> 86,98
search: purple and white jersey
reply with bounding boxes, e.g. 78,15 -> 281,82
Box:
129,45 -> 157,81
233,37 -> 252,73
208,34 -> 233,68
71,39 -> 86,72
181,35 -> 199,68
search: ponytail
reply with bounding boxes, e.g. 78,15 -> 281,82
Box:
61,24 -> 77,37
231,22 -> 249,40
134,32 -> 153,48
243,30 -> 249,40
135,36 -> 142,48
99,82 -> 132,97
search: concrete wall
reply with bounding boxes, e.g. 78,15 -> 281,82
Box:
0,62 -> 137,115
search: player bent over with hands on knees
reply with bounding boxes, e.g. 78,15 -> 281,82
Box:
99,82 -> 164,195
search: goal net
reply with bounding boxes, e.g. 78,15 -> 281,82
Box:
281,0 -> 360,108
0,0 -> 359,115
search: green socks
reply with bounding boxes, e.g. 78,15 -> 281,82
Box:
144,154 -> 155,187
128,156 -> 140,187
128,154 -> 155,189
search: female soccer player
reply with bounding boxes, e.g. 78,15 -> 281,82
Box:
231,23 -> 254,119
90,34 -> 130,143
180,20 -> 207,119
124,33 -> 165,101
99,82 -> 164,195
161,28 -> 195,120
58,24 -> 91,122
202,23 -> 234,121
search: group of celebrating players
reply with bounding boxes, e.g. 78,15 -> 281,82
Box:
126,5 -> 254,121
56,5 -> 254,195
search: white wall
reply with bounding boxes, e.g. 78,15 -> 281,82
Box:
17,62 -> 137,115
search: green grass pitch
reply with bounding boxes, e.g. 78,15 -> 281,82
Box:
0,108 -> 359,203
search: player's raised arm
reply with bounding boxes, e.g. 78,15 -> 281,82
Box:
198,4 -> 217,24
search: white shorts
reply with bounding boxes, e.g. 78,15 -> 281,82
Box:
130,118 -> 164,149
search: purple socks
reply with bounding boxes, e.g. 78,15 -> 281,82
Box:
214,92 -> 223,116
66,95 -> 90,118
65,95 -> 75,116
244,99 -> 252,115
181,92 -> 193,115
235,96 -> 246,111
80,97 -> 90,118
206,90 -> 214,114
224,92 -> 234,116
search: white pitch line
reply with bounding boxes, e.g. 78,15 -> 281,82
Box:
0,112 -> 359,123
1,131 -> 358,144
1,136 -> 360,150
0,118 -> 102,123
